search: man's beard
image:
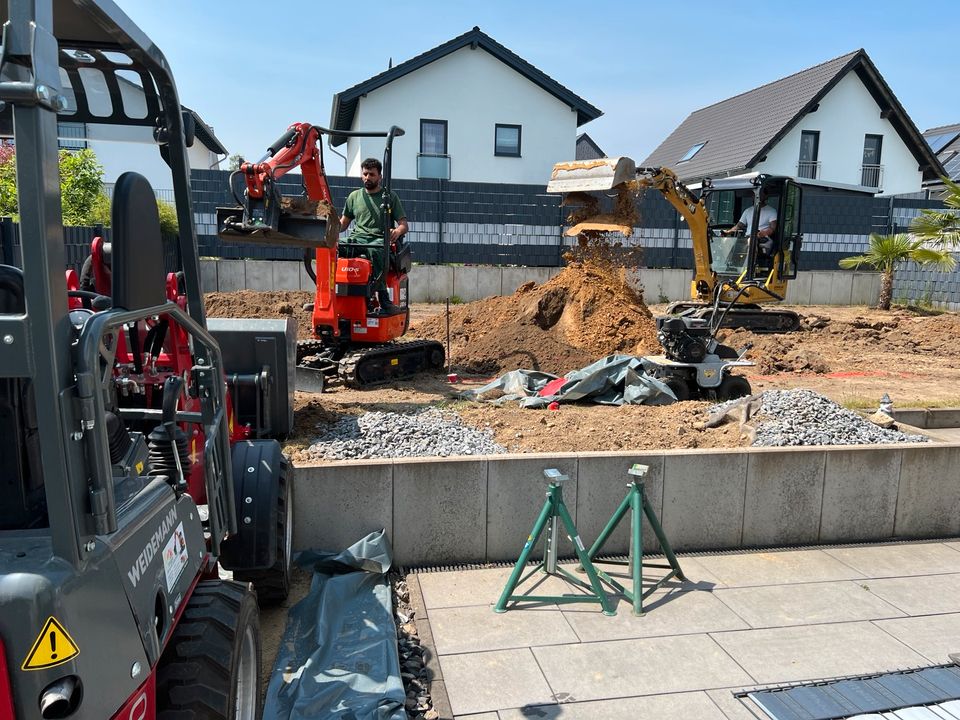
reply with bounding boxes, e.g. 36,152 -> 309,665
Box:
363,180 -> 379,190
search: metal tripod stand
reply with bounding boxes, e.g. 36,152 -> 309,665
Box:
494,468 -> 617,616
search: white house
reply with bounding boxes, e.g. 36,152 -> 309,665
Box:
55,73 -> 227,196
643,50 -> 943,197
327,27 -> 601,184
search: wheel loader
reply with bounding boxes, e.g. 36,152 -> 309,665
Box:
548,156 -> 805,332
0,1 -> 295,717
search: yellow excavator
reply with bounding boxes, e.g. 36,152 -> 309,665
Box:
548,156 -> 804,332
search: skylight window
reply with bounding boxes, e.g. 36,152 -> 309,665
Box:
678,142 -> 707,163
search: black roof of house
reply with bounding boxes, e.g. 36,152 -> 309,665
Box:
576,132 -> 605,160
181,105 -> 227,156
328,26 -> 602,146
643,49 -> 944,184
924,123 -> 960,183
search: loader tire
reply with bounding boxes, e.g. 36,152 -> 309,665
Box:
156,580 -> 261,720
234,453 -> 293,605
664,375 -> 691,402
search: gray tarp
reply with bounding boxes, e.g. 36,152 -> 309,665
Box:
465,354 -> 676,408
263,529 -> 405,720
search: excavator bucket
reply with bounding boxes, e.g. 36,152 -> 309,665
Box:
217,198 -> 340,249
546,156 -> 637,193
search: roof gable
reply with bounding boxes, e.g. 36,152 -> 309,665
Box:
328,27 -> 601,146
643,50 -> 943,183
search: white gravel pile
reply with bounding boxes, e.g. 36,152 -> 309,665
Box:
302,407 -> 507,461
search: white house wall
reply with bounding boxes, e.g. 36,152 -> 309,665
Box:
344,46 -> 579,184
753,72 -> 923,195
85,123 -> 219,193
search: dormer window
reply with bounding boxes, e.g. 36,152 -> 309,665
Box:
678,142 -> 706,163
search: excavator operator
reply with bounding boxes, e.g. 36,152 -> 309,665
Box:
338,157 -> 408,314
722,186 -> 778,255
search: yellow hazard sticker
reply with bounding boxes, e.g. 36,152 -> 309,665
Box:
22,617 -> 79,670
135,461 -> 144,475
390,358 -> 399,366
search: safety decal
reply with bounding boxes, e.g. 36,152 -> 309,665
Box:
21,617 -> 80,670
163,522 -> 190,591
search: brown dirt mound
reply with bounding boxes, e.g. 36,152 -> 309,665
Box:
408,261 -> 659,375
205,290 -> 315,339
719,328 -> 832,375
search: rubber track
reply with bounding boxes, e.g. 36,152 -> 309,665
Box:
339,339 -> 444,388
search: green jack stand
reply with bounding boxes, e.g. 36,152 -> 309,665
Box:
585,463 -> 685,615
494,468 -> 617,616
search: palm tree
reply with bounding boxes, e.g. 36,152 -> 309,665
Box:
839,233 -> 956,310
912,177 -> 960,249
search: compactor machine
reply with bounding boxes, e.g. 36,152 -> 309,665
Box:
218,123 -> 445,389
548,156 -> 805,332
0,1 -> 294,716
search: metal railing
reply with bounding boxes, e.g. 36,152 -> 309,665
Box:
797,160 -> 821,179
102,183 -> 175,205
861,164 -> 884,189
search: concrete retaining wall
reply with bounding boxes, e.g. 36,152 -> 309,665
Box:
201,259 -> 882,306
292,443 -> 960,566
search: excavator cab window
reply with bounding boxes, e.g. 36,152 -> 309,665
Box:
706,190 -> 753,276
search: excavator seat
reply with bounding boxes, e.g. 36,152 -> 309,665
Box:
0,265 -> 46,529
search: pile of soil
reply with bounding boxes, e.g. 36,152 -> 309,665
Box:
408,260 -> 660,375
205,290 -> 315,340
719,328 -> 832,375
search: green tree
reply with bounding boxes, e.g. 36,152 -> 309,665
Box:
86,195 -> 178,235
839,233 -> 956,310
911,177 -> 960,249
0,146 -> 106,225
227,153 -> 244,171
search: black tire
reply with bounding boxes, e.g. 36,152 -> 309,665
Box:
664,375 -> 691,402
716,374 -> 752,401
156,580 -> 261,720
234,454 -> 292,605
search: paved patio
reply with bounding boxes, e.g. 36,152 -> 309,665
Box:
409,539 -> 960,719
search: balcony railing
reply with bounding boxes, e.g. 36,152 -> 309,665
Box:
797,160 -> 821,179
861,164 -> 884,189
417,153 -> 451,180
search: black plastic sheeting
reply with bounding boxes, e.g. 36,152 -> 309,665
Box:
263,530 -> 406,720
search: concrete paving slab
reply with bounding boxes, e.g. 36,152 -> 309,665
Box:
662,451 -> 747,549
452,266 -> 479,302
895,446 -> 960,537
692,549 -> 866,588
393,458 -> 487,566
820,449 -> 901,542
292,461 -> 392,552
861,573 -> 960,615
455,714 -> 498,720
742,450 -> 825,547
271,260 -> 300,291
417,567 -> 571,610
200,259 -> 218,293
561,590 -> 748,642
496,691 -> 729,719
574,452 -> 665,555
441,648 -> 555,716
706,687 -> 768,720
218,259 -> 245,291
476,267 -> 502,299
874,613 -> 960,664
823,542 -> 960,578
714,580 -> 905,628
430,605 -> 577,654
532,634 -> 753,702
486,455 -> 579,562
712,621 -> 927,684
245,260 -> 274,291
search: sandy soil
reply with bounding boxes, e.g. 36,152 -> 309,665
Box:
205,276 -> 960,461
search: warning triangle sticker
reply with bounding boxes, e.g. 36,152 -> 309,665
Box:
21,617 -> 80,671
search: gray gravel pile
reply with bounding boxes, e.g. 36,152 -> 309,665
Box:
302,407 -> 507,461
711,389 -> 928,446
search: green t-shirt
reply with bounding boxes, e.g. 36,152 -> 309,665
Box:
342,188 -> 406,241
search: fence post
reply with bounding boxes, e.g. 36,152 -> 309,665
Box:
670,209 -> 680,269
437,177 -> 444,264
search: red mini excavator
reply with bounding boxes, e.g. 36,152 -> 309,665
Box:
218,122 -> 444,389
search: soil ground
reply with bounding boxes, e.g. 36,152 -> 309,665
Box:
206,277 -> 960,460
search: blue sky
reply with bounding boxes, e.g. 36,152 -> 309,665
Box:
121,0 -> 957,165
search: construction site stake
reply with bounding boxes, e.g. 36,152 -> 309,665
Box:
584,463 -> 686,615
494,468 -> 617,616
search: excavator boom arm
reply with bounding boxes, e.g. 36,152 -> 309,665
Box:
241,122 -> 333,203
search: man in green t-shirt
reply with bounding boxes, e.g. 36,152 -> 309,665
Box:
338,157 -> 408,314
